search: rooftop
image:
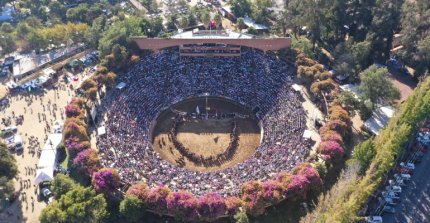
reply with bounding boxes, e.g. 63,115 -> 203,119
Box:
172,29 -> 254,39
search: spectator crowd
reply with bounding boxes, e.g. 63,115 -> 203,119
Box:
96,48 -> 311,196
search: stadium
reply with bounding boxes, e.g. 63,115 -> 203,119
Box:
95,30 -> 315,198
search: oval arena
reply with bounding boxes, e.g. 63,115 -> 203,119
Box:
96,48 -> 311,196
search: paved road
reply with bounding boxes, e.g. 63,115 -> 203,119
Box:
384,150 -> 430,223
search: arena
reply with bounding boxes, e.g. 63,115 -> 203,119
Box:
96,48 -> 312,196
152,96 -> 261,172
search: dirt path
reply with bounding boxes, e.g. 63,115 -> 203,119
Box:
0,73 -> 87,222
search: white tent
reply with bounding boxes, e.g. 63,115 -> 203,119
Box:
292,84 -> 301,92
97,126 -> 106,136
364,106 -> 396,135
303,130 -> 312,139
34,167 -> 54,184
37,133 -> 62,170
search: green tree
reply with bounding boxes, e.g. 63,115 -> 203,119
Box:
237,17 -> 245,30
214,14 -> 222,28
51,174 -> 77,199
48,1 -> 67,21
179,15 -> 189,28
200,11 -> 211,26
358,65 -> 401,108
0,22 -> 13,33
0,143 -> 18,180
251,0 -> 272,24
228,0 -> 252,18
98,16 -> 147,57
119,195 -> 145,223
234,210 -> 249,223
27,30 -> 48,51
85,16 -> 107,48
352,139 -> 376,174
40,186 -> 107,223
0,34 -> 16,55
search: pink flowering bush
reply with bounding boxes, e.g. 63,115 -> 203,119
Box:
73,149 -> 100,175
323,120 -> 349,137
276,172 -> 294,188
92,168 -> 120,194
65,136 -> 90,158
318,140 -> 345,162
126,182 -> 149,200
166,191 -> 199,221
240,181 -> 266,216
283,175 -> 310,201
320,130 -> 344,144
198,192 -> 227,221
65,103 -> 81,118
293,163 -> 323,193
224,196 -> 243,215
261,180 -> 284,204
143,186 -> 171,213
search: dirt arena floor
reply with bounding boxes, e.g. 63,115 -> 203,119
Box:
152,97 -> 261,172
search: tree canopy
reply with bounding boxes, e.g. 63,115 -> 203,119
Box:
40,186 -> 107,223
358,65 -> 401,107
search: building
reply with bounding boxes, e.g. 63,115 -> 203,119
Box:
132,29 -> 291,55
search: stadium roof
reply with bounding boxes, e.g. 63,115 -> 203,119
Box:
172,29 -> 254,39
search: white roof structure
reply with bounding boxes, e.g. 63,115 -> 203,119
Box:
292,84 -> 301,92
37,133 -> 62,170
97,126 -> 106,136
340,84 -> 361,99
303,130 -> 312,139
172,29 -> 254,39
34,167 -> 54,185
364,106 -> 396,135
243,16 -> 269,30
116,82 -> 127,90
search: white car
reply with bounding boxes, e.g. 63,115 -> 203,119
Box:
366,216 -> 383,223
400,162 -> 415,170
1,126 -> 17,135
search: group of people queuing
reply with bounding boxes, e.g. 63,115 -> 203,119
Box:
96,47 -> 311,196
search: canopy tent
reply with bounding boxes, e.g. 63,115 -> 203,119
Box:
97,126 -> 106,136
292,84 -> 301,92
34,167 -> 54,184
37,133 -> 62,170
303,130 -> 312,139
364,106 -> 396,135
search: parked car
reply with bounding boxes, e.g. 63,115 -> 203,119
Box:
366,216 -> 383,223
41,187 -> 52,198
383,205 -> 396,213
1,126 -> 17,135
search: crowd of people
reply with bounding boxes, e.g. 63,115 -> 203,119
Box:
96,48 -> 311,196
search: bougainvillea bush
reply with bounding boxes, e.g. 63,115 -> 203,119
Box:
197,192 -> 227,222
64,136 -> 90,158
73,148 -> 100,175
318,140 -> 345,162
144,185 -> 172,214
92,168 -> 120,194
240,181 -> 266,216
320,130 -> 344,144
261,180 -> 284,204
166,191 -> 199,221
120,163 -> 323,221
65,102 -> 81,118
